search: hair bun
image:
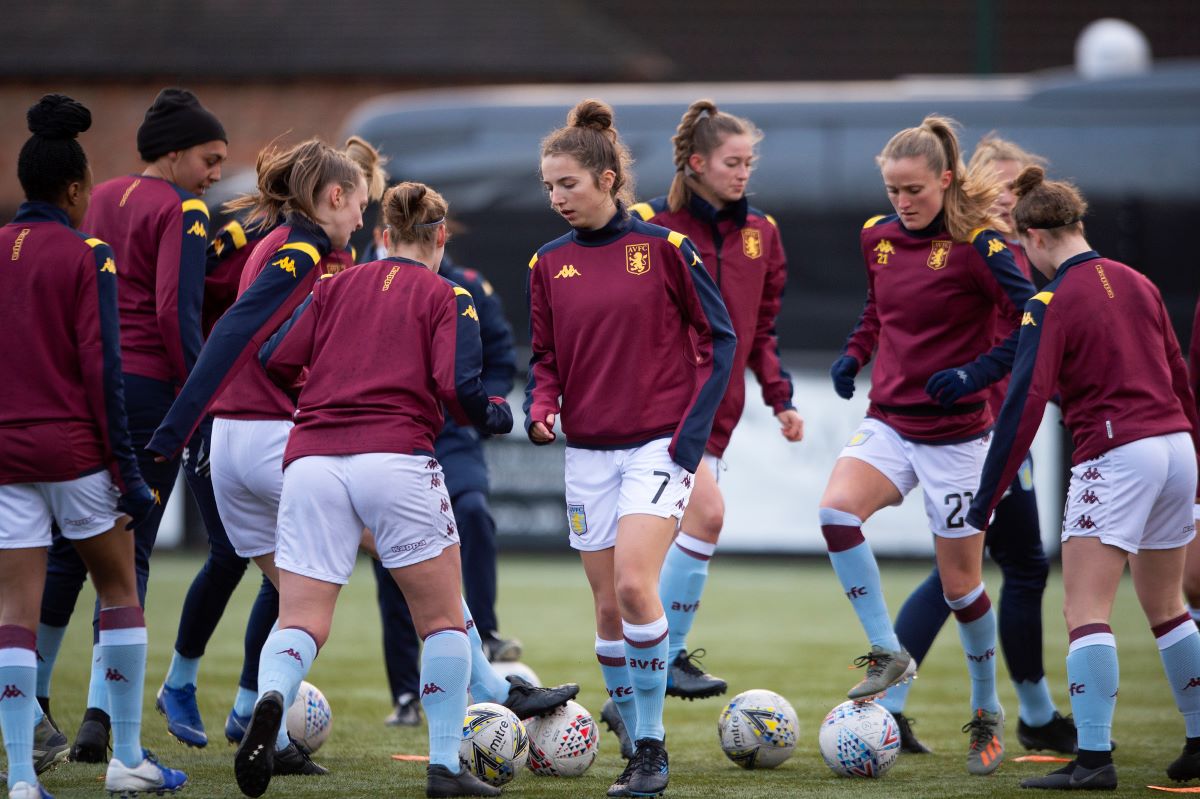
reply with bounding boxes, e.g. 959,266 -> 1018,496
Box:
1012,165 -> 1046,198
27,94 -> 92,140
568,99 -> 614,132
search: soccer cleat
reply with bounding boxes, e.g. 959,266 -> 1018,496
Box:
601,697 -> 636,760
664,649 -> 727,700
480,632 -> 522,663
1167,744 -> 1200,781
8,781 -> 54,799
626,738 -> 669,797
273,741 -> 328,776
234,690 -> 283,798
425,763 -> 501,797
156,683 -> 208,748
70,707 -> 111,763
847,645 -> 916,700
385,691 -> 422,727
104,751 -> 188,797
964,708 -> 1005,775
225,708 -> 250,745
893,712 -> 933,754
1020,760 -> 1117,790
1018,711 -> 1079,754
32,713 -> 69,774
501,674 -> 579,719
606,756 -> 638,797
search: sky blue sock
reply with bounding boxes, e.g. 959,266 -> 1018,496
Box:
34,623 -> 66,699
820,507 -> 899,651
258,627 -> 316,751
947,586 -> 1000,713
0,629 -> 38,790
596,637 -> 638,736
623,618 -> 669,742
1066,627 -> 1118,752
165,650 -> 201,690
660,532 -> 715,662
421,630 -> 470,771
86,640 -> 108,714
877,677 -> 911,715
99,608 -> 148,768
233,686 -> 257,718
463,597 -> 510,704
1155,614 -> 1200,736
1014,677 -> 1057,727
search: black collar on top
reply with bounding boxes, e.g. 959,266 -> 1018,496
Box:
572,202 -> 633,246
1056,249 -> 1101,275
382,255 -> 430,270
285,212 -> 334,255
13,201 -> 71,227
688,192 -> 748,228
903,211 -> 946,239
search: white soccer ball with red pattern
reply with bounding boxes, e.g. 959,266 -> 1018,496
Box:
717,689 -> 799,769
523,700 -> 599,777
818,700 -> 900,778
286,681 -> 332,754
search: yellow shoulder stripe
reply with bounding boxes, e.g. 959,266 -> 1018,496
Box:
181,199 -> 210,217
863,215 -> 886,229
528,253 -> 538,269
84,237 -> 107,249
225,220 -> 247,249
667,231 -> 686,249
969,226 -> 990,243
766,214 -> 778,227
453,286 -> 474,299
279,242 -> 320,264
629,202 -> 655,221
481,279 -> 495,296
1033,291 -> 1054,306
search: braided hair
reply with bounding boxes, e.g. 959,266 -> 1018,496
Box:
667,99 -> 761,212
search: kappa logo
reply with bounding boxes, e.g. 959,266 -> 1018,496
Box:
553,264 -> 582,279
1074,514 -> 1097,530
626,243 -> 651,275
10,227 -> 30,261
0,684 -> 26,701
1069,682 -> 1086,696
421,682 -> 445,697
118,179 -> 141,207
446,522 -> 456,536
1184,677 -> 1200,690
213,237 -> 226,256
101,257 -> 116,274
927,240 -> 952,270
987,238 -> 1007,257
462,304 -> 479,322
742,228 -> 762,259
682,475 -> 692,488
105,668 -> 129,682
274,256 -> 298,278
846,586 -> 869,599
1080,489 -> 1102,505
425,459 -> 438,470
873,239 -> 895,265
674,499 -> 685,511
967,648 -> 995,663
1021,311 -> 1037,327
186,220 -> 207,237
276,648 -> 304,666
1082,467 -> 1104,481
440,498 -> 450,513
431,474 -> 442,488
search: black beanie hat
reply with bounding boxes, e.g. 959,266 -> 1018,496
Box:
136,88 -> 226,162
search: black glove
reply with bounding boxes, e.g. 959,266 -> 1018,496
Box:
118,483 -> 158,530
925,364 -> 985,408
830,356 -> 860,400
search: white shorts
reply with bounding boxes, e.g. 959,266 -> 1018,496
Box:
0,471 -> 121,548
563,438 -> 695,552
838,417 -> 990,538
210,418 -> 292,558
276,453 -> 458,584
1061,431 -> 1197,553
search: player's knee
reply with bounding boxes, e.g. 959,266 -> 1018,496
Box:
613,574 -> 658,620
685,494 -> 724,540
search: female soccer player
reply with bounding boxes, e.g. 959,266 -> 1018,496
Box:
155,137 -> 381,750
238,182 -> 513,799
884,136 -> 1078,755
0,93 -> 186,798
526,99 -> 736,796
33,87 -> 227,762
967,167 -> 1200,790
821,115 -> 1033,775
629,99 -> 801,713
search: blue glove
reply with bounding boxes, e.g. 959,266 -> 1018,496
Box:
925,363 -> 985,408
830,356 -> 859,399
118,483 -> 158,530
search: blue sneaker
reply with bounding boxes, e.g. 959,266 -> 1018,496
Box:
225,708 -> 251,745
9,780 -> 56,799
155,683 -> 208,748
105,751 -> 187,797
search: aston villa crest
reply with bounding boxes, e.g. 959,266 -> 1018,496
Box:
626,243 -> 650,275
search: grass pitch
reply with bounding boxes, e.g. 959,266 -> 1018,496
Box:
20,553 -> 1189,797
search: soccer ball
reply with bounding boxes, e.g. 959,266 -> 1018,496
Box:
490,661 -> 540,686
524,700 -> 599,777
818,700 -> 900,778
286,681 -> 332,754
716,689 -> 799,769
460,702 -> 529,786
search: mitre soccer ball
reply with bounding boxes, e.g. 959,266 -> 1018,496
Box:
818,700 -> 900,778
286,681 -> 332,754
459,702 -> 529,786
524,700 -> 599,777
716,689 -> 799,769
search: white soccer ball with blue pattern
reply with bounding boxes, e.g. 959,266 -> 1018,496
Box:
716,689 -> 799,768
286,680 -> 332,754
460,702 -> 529,786
818,700 -> 900,778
